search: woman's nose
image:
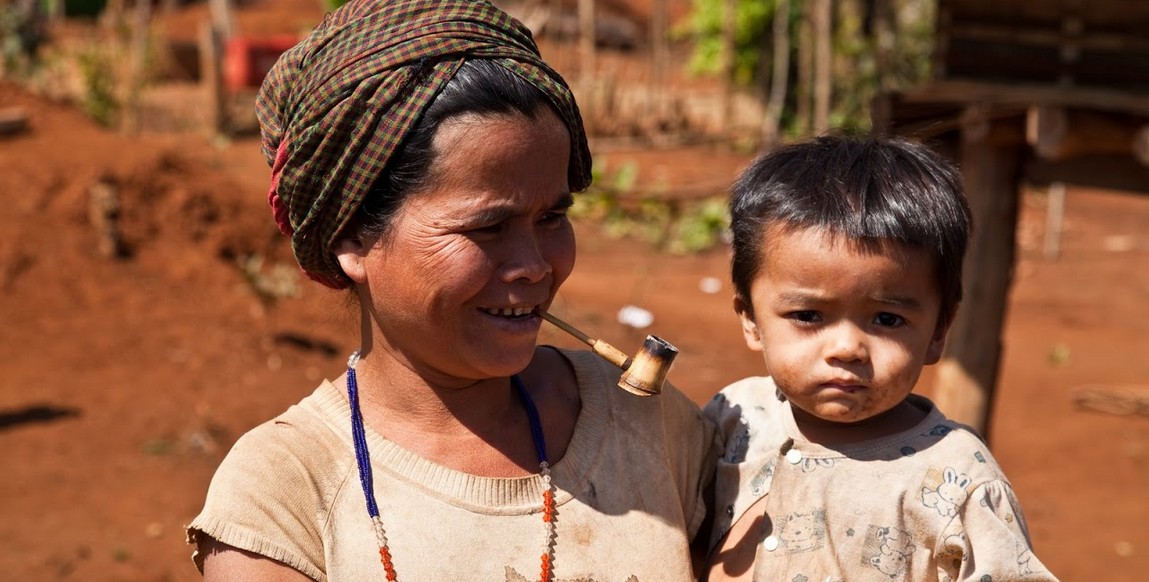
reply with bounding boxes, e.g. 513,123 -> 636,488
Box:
502,230 -> 552,283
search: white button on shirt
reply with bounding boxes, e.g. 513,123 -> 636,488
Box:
763,535 -> 780,551
785,448 -> 803,464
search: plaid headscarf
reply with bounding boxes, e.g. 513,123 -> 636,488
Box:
258,0 -> 592,288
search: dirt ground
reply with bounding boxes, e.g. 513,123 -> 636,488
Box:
2,3 -> 1148,582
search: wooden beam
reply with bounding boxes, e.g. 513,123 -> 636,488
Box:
931,111 -> 1026,439
1026,106 -> 1147,160
899,79 -> 1149,116
1025,153 -> 1149,194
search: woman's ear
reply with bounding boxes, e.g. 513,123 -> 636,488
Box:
335,235 -> 370,285
734,296 -> 764,352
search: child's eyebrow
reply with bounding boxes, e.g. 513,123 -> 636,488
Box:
871,294 -> 924,311
774,291 -> 925,312
776,291 -> 824,305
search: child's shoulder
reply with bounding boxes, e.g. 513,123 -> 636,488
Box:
702,376 -> 783,420
901,396 -> 1012,481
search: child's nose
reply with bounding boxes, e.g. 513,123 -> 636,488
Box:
824,322 -> 869,364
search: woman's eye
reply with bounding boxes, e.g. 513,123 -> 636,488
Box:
468,223 -> 504,236
874,312 -> 905,327
538,211 -> 569,227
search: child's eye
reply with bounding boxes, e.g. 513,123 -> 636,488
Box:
873,312 -> 905,328
787,310 -> 822,324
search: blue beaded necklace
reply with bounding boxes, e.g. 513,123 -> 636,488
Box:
345,351 -> 557,581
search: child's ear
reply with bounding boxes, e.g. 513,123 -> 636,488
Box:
335,235 -> 370,284
734,296 -> 764,352
924,318 -> 950,364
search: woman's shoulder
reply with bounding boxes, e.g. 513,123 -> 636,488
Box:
226,382 -> 350,468
188,381 -> 354,579
197,381 -> 356,517
556,346 -> 705,417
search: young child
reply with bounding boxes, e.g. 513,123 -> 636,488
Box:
704,135 -> 1058,581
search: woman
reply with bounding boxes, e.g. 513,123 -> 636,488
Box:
186,1 -> 719,580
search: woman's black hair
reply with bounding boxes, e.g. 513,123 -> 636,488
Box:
354,59 -> 559,240
729,135 -> 972,328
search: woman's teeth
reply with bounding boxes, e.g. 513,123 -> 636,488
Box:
483,307 -> 534,317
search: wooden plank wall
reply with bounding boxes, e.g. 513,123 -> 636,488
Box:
936,0 -> 1149,92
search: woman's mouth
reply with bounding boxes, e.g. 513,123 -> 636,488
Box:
479,305 -> 539,319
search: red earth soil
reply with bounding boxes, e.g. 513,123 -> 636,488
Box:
2,2 -> 1148,581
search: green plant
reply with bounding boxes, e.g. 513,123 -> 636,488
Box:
0,3 -> 45,79
667,198 -> 729,254
75,45 -> 119,127
681,0 -> 937,135
679,0 -> 774,85
572,161 -> 730,254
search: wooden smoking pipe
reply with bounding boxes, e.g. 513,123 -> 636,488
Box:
541,311 -> 679,396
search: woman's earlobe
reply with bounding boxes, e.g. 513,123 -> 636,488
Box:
335,237 -> 369,284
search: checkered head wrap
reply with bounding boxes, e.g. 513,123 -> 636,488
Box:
258,0 -> 592,288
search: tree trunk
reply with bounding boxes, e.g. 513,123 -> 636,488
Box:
812,0 -> 832,134
761,0 -> 791,149
721,0 -> 737,132
650,0 -> 669,124
796,0 -> 813,136
870,0 -> 893,91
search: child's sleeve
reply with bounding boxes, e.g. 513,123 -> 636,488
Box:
936,479 -> 1060,582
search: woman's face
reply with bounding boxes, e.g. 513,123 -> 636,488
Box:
345,109 -> 576,385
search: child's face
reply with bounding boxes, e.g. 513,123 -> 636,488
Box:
736,222 -> 948,426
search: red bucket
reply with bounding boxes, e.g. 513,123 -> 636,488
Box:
223,35 -> 299,91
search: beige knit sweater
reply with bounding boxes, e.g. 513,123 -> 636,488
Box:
188,348 -> 719,581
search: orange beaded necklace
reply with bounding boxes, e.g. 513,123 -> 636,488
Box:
346,352 -> 557,581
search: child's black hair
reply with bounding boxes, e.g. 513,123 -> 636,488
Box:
729,135 -> 972,327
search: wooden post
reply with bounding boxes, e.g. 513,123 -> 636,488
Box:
208,0 -> 236,40
122,0 -> 152,135
931,109 -> 1026,439
578,0 -> 595,83
199,21 -> 226,135
1043,181 -> 1067,260
577,0 -> 596,124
